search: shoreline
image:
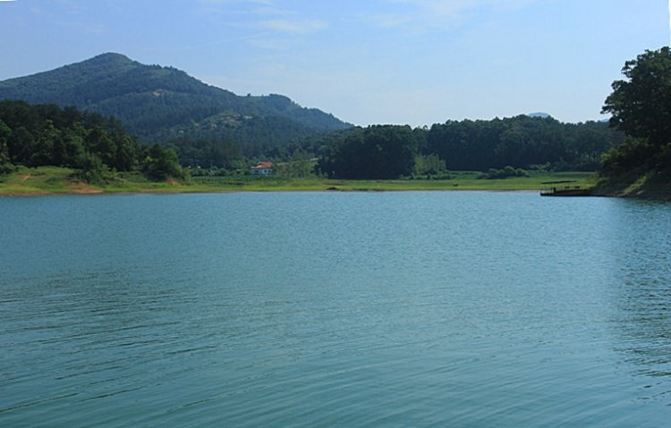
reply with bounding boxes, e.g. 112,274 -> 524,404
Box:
0,167 -> 598,198
0,187 -> 544,198
592,171 -> 671,202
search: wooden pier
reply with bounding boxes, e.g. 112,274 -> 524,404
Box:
540,185 -> 592,197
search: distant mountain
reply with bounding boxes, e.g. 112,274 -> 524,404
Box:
527,112 -> 552,119
0,53 -> 351,154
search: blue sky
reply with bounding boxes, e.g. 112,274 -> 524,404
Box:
0,0 -> 668,126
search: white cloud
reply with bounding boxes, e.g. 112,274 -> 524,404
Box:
199,0 -> 328,35
370,0 -> 540,29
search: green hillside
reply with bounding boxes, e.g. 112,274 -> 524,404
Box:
0,53 -> 351,154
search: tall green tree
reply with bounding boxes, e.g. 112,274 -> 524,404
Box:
86,127 -> 117,167
318,125 -> 420,179
30,120 -> 59,166
141,144 -> 184,180
414,154 -> 446,177
7,126 -> 35,165
275,150 -> 314,178
114,134 -> 139,171
603,47 -> 671,147
0,119 -> 12,173
601,47 -> 671,176
56,128 -> 86,168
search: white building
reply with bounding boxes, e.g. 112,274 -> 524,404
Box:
251,161 -> 273,176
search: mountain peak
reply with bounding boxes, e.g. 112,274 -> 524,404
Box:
74,52 -> 138,70
0,53 -> 351,149
91,52 -> 131,61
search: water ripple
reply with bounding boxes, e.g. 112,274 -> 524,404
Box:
1,193 -> 671,426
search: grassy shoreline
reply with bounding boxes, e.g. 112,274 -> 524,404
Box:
593,171 -> 671,201
0,167 -> 597,196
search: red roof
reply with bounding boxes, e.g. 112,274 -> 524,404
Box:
253,161 -> 273,169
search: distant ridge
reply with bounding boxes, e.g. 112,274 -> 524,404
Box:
0,53 -> 351,154
527,112 -> 552,119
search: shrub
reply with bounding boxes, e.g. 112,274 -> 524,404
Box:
479,166 -> 529,179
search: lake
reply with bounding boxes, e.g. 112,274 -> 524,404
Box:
1,191 -> 671,427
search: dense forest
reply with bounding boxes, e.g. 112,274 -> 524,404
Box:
0,99 -> 624,182
425,116 -> 621,171
0,53 -> 351,155
160,115 -> 623,179
160,113 -> 332,157
317,126 -> 423,179
0,100 -> 183,180
313,116 -> 622,179
599,47 -> 671,191
168,139 -> 244,170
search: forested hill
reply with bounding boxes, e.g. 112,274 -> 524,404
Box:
0,53 -> 351,153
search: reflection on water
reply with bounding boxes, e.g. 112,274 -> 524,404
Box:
1,192 -> 671,426
610,201 -> 671,394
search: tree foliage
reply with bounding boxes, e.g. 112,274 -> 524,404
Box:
318,126 -> 422,179
479,166 -> 529,179
273,150 -> 315,178
0,100 -> 183,180
414,154 -> 447,177
141,145 -> 184,181
168,139 -> 242,170
603,47 -> 671,147
312,117 -> 622,179
601,48 -> 671,178
426,115 -> 621,171
0,119 -> 12,173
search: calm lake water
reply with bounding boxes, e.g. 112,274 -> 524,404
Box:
1,192 -> 671,427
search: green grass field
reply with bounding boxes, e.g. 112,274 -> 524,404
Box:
0,167 -> 597,196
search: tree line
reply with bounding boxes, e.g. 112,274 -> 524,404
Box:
168,115 -> 623,180
0,100 -> 630,182
0,100 -> 183,180
313,116 -> 622,179
426,116 -> 622,172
